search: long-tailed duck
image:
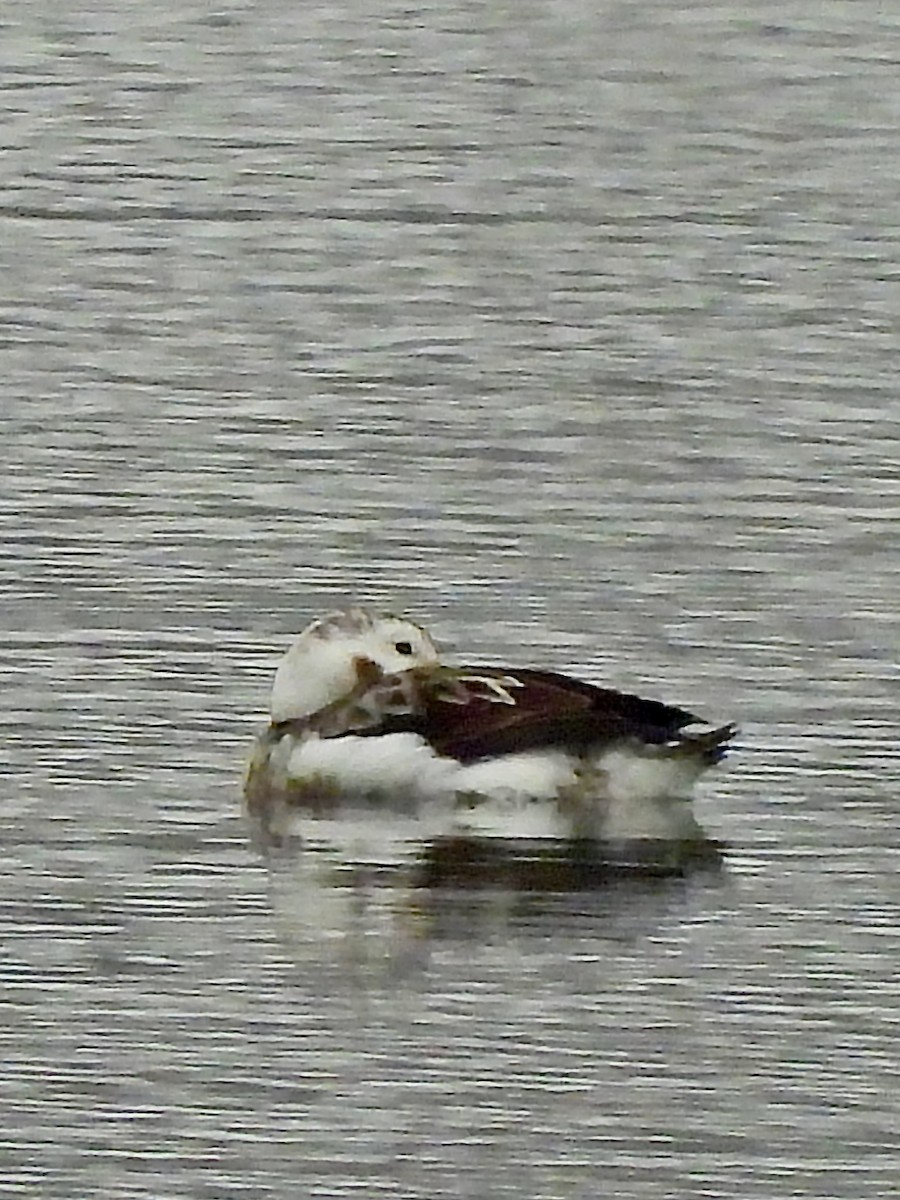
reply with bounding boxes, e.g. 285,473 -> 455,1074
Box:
244,608 -> 736,851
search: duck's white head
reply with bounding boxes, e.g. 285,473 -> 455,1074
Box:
269,607 -> 440,722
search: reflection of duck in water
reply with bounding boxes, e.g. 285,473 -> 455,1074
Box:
244,608 -> 736,864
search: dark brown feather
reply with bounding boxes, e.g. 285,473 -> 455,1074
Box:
349,665 -> 703,764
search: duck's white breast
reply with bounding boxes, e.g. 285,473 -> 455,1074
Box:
287,731 -> 455,796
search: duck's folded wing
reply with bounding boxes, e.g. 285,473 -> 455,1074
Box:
416,667 -> 701,763
270,660 -> 710,765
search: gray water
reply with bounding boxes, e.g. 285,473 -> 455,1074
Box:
3,1 -> 899,1196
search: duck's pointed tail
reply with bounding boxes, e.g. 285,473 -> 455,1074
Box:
674,722 -> 738,766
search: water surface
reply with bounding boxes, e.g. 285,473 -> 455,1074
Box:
2,1 -> 899,1196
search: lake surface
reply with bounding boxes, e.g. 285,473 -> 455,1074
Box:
2,1 -> 899,1196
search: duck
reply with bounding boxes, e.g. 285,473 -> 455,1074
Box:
244,607 -> 736,854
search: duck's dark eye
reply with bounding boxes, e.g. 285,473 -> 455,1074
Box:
394,641 -> 413,656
